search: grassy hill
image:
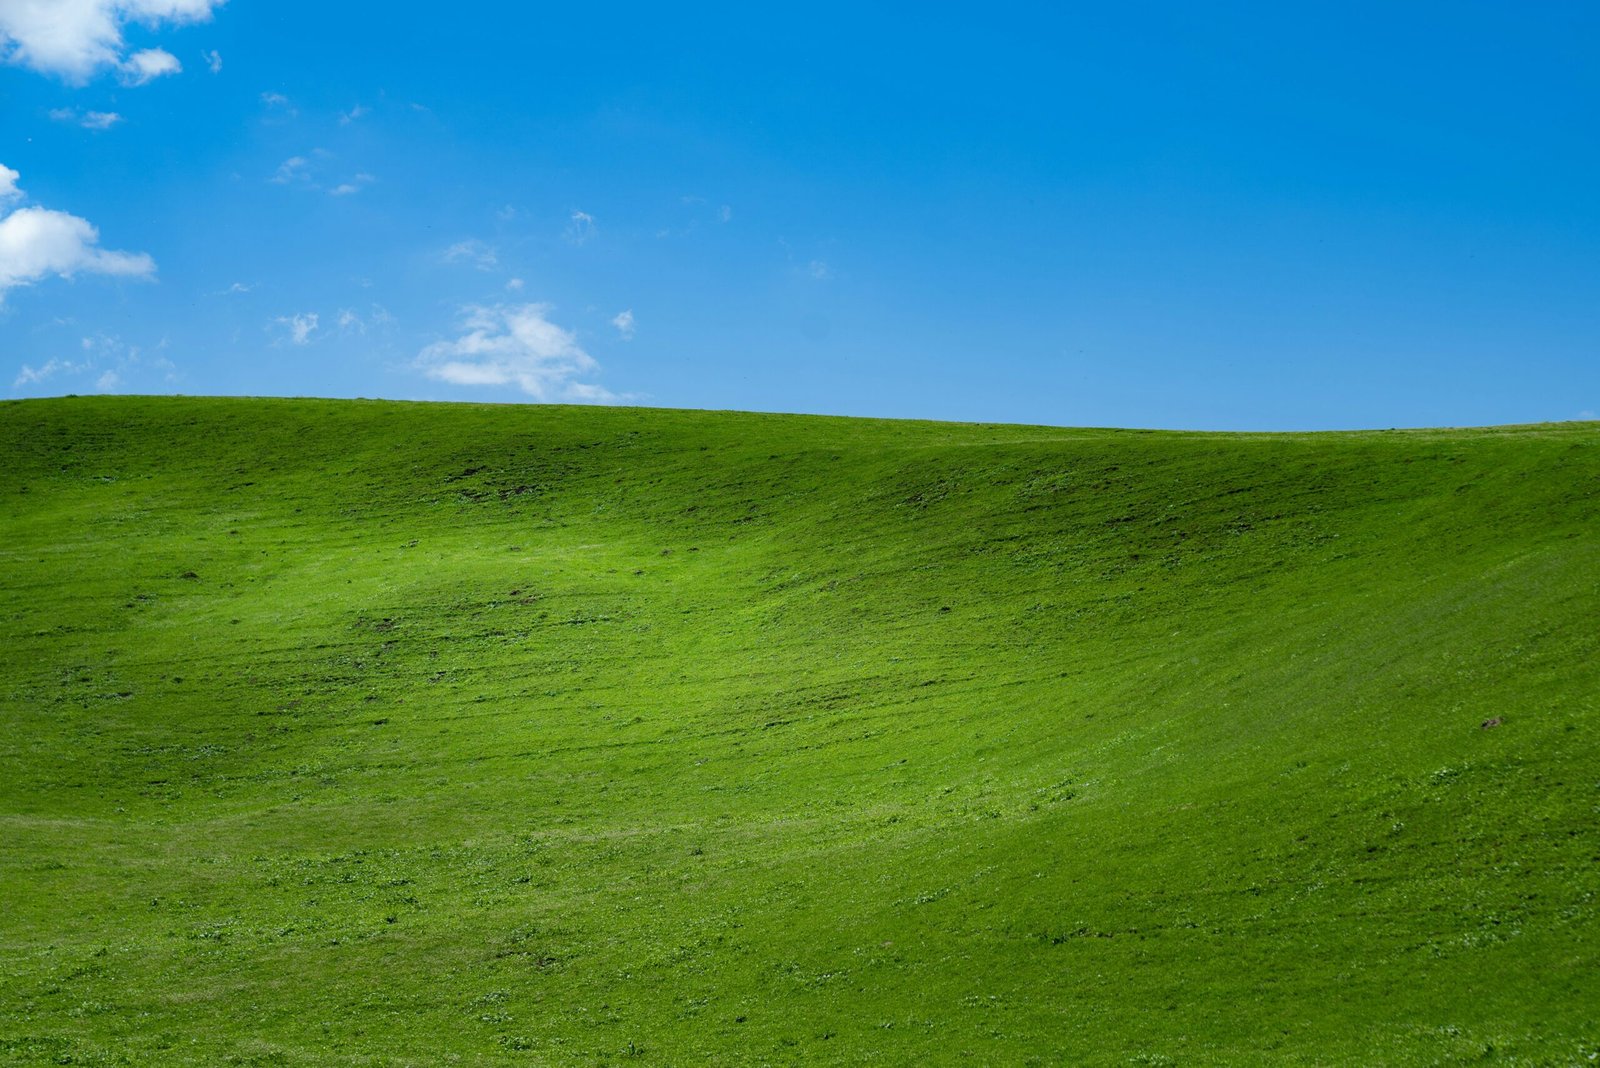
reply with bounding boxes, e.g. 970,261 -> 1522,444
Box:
1,396 -> 1596,1066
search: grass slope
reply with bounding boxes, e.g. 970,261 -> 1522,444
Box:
0,396 -> 1597,1066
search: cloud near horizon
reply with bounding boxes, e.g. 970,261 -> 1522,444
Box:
0,164 -> 156,300
11,332 -> 179,394
416,303 -> 614,402
0,0 -> 224,83
13,356 -> 91,388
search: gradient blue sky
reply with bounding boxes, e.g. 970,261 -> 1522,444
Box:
2,1 -> 1596,429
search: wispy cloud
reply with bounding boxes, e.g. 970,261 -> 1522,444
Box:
611,309 -> 635,340
416,303 -> 615,402
12,333 -> 175,392
203,48 -> 221,74
443,239 -> 498,270
505,277 -> 524,292
565,210 -> 596,245
49,107 -> 123,130
260,91 -> 297,118
329,173 -> 375,197
339,104 -> 369,125
118,47 -> 180,86
0,0 -> 224,84
274,312 -> 319,345
13,358 -> 90,388
270,155 -> 310,185
268,151 -> 365,195
807,259 -> 832,280
0,163 -> 156,301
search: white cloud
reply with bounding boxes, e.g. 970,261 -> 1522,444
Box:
48,107 -> 122,130
336,308 -> 363,333
719,204 -> 733,223
443,239 -> 497,270
416,303 -> 614,402
13,333 -> 176,393
505,277 -> 524,292
269,155 -> 309,184
807,259 -> 832,280
268,150 -> 358,192
0,0 -> 224,83
561,382 -> 617,402
338,104 -> 369,125
13,357 -> 89,388
118,46 -> 178,84
565,210 -> 595,245
274,311 -> 318,345
259,91 -> 296,117
329,173 -> 373,196
203,47 -> 219,73
220,281 -> 252,294
611,308 -> 635,340
0,167 -> 156,300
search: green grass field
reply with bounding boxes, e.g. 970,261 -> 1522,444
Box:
1,396 -> 1596,1065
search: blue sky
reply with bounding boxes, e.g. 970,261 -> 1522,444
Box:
2,1 -> 1596,429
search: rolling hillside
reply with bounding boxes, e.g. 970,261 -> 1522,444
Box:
1,396 -> 1596,1065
